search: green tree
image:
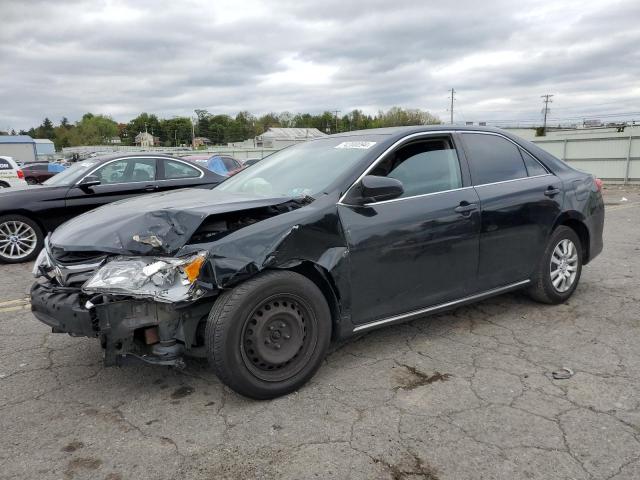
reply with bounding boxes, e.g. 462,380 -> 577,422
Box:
75,113 -> 118,144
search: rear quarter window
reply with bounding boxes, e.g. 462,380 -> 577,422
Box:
462,133 -> 528,185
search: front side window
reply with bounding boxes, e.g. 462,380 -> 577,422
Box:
94,158 -> 156,184
372,137 -> 462,198
462,133 -> 528,185
164,160 -> 200,179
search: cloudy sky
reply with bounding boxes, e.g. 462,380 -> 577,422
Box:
2,0 -> 639,130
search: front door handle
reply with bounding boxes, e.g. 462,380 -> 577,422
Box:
454,202 -> 478,215
544,187 -> 561,197
144,185 -> 156,192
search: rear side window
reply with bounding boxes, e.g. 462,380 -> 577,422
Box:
164,160 -> 200,179
373,137 -> 462,198
462,133 -> 528,185
0,159 -> 13,170
520,150 -> 548,177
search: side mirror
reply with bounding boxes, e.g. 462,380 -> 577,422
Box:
345,175 -> 404,205
78,175 -> 101,189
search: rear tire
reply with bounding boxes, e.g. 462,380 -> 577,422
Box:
0,214 -> 44,263
205,270 -> 332,399
528,226 -> 582,304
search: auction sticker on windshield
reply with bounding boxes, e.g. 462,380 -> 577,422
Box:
334,141 -> 377,149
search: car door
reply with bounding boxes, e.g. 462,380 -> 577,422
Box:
459,132 -> 563,290
64,157 -> 159,218
338,134 -> 481,325
156,158 -> 211,193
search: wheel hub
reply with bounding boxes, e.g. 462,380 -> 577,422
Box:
243,298 -> 307,371
550,238 -> 578,293
0,220 -> 37,259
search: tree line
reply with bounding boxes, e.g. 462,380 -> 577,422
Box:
12,107 -> 441,150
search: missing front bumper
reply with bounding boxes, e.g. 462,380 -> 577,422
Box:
30,281 -> 212,367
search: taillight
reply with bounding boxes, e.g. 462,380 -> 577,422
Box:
16,169 -> 24,179
594,177 -> 603,192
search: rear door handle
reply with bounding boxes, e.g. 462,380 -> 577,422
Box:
144,185 -> 156,191
544,187 -> 561,197
454,202 -> 478,215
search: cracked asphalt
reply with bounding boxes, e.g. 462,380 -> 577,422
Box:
1,186 -> 639,480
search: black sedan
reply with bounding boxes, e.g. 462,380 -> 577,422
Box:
0,153 -> 224,263
31,126 -> 604,399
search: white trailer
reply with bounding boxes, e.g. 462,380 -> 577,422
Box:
0,136 -> 37,163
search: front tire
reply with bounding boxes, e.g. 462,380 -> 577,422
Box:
528,226 -> 583,304
0,214 -> 44,263
205,270 -> 332,399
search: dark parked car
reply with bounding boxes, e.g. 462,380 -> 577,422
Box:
21,162 -> 62,184
31,126 -> 604,399
0,153 -> 224,263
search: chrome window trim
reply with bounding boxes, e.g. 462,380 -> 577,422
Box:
76,156 -> 204,186
338,130 -> 555,207
337,186 -> 475,207
473,173 -> 553,189
353,279 -> 530,332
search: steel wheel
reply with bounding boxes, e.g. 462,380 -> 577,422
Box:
240,294 -> 318,383
0,220 -> 38,260
550,238 -> 578,293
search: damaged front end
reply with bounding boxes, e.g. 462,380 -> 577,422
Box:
29,190 -> 347,369
31,245 -> 216,367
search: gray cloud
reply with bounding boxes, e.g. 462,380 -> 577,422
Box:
1,0 -> 639,130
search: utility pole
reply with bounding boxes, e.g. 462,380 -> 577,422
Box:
449,88 -> 456,124
333,110 -> 341,133
191,117 -> 196,149
541,94 -> 554,135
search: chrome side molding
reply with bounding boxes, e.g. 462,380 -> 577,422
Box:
352,279 -> 531,332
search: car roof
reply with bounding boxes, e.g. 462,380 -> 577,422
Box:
88,152 -> 187,163
329,124 -> 511,141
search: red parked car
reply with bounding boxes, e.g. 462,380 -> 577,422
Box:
21,163 -> 61,184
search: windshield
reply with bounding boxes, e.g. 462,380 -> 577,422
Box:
217,136 -> 384,197
43,159 -> 99,186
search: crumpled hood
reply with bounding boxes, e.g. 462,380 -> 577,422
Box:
50,188 -> 308,255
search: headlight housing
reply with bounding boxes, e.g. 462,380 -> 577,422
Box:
32,248 -> 52,277
82,252 -> 207,302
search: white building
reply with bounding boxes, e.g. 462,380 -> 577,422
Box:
228,128 -> 327,149
135,131 -> 155,147
0,135 -> 37,163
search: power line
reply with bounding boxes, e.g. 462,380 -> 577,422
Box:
541,94 -> 554,134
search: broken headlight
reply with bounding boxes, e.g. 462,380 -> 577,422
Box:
82,252 -> 207,302
32,248 -> 52,277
